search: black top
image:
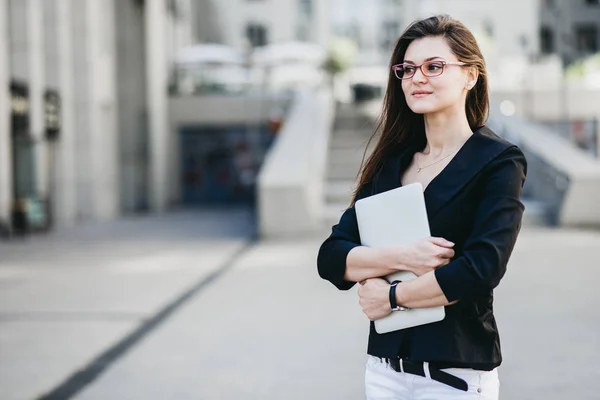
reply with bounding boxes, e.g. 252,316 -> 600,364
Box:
317,126 -> 527,371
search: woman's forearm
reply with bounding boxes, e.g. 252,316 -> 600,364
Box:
395,271 -> 456,308
344,246 -> 411,282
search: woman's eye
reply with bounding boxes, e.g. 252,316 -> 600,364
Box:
403,66 -> 415,74
427,63 -> 443,71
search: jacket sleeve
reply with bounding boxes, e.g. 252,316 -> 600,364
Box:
434,146 -> 527,302
317,182 -> 373,290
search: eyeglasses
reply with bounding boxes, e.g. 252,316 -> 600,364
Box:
391,60 -> 467,80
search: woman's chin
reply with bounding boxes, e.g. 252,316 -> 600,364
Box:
407,103 -> 439,115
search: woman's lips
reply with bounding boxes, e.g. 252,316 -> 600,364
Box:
412,92 -> 432,98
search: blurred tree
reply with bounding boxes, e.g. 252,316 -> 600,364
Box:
323,37 -> 357,83
565,52 -> 600,86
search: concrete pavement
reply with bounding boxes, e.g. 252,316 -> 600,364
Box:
0,209 -> 254,400
1,212 -> 600,399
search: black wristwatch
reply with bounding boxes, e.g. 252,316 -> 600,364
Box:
389,280 -> 409,311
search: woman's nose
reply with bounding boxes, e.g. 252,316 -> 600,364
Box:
412,67 -> 428,83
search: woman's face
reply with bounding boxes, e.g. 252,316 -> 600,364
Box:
401,36 -> 474,115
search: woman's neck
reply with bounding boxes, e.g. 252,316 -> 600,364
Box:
422,111 -> 473,157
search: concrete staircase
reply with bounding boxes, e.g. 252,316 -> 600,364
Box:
321,102 -> 549,229
322,102 -> 377,228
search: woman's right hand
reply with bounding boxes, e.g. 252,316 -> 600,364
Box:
389,237 -> 455,277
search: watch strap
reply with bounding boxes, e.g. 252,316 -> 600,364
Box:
389,280 -> 409,311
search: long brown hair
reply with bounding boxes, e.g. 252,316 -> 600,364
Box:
351,14 -> 489,205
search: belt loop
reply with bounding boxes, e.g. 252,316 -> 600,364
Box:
399,358 -> 404,373
423,361 -> 431,379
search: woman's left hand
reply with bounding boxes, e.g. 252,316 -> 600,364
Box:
358,278 -> 392,321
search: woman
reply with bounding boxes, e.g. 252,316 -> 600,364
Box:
317,15 -> 527,400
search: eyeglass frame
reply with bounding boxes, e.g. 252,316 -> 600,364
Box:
391,60 -> 468,80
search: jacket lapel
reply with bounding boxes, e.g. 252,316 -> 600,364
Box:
372,145 -> 416,195
423,126 -> 512,220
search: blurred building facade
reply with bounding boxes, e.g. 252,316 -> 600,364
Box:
403,0 -> 541,58
330,0 -> 404,65
330,0 -> 540,65
540,0 -> 600,65
191,0 -> 332,49
0,0 -> 194,236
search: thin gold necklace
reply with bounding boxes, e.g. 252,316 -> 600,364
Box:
416,148 -> 460,173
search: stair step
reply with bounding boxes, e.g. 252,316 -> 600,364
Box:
322,202 -> 350,228
331,130 -> 372,136
330,148 -> 366,159
330,136 -> 370,144
334,122 -> 374,130
325,180 -> 357,203
327,165 -> 361,180
328,155 -> 365,165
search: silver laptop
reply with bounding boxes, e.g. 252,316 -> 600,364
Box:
354,183 -> 445,334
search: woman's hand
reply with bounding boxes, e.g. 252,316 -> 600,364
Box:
389,237 -> 455,277
358,278 -> 392,321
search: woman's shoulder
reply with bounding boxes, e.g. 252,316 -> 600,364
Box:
474,126 -> 522,154
473,126 -> 525,162
473,126 -> 527,176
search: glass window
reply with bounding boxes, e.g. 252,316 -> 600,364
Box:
540,27 -> 555,54
247,24 -> 268,47
574,25 -> 598,53
299,0 -> 312,17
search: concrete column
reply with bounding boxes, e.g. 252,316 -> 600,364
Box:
53,0 -> 76,226
146,0 -> 169,211
86,0 -> 101,219
596,120 -> 600,161
314,0 -> 332,47
8,0 -> 27,81
86,0 -> 118,220
0,0 -> 12,234
27,0 -> 47,199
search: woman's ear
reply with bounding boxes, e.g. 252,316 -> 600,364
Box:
465,66 -> 478,90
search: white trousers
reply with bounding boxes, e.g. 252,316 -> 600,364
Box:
365,355 -> 499,400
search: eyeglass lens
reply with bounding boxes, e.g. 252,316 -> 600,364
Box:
395,61 -> 445,79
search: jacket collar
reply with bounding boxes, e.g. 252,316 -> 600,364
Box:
374,126 -> 512,221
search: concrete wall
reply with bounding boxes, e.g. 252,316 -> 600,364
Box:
53,0 -> 77,226
1,0 -> 197,234
194,0 -> 331,49
115,0 -> 149,213
147,0 -> 196,213
8,0 -> 28,82
71,0 -> 120,221
257,89 -> 334,238
402,0 -> 540,59
146,0 -> 169,212
191,0 -> 222,43
331,0 -> 404,65
27,0 -> 47,200
0,0 -> 11,234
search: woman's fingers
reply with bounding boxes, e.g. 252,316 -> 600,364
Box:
440,247 -> 455,259
428,236 -> 455,248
